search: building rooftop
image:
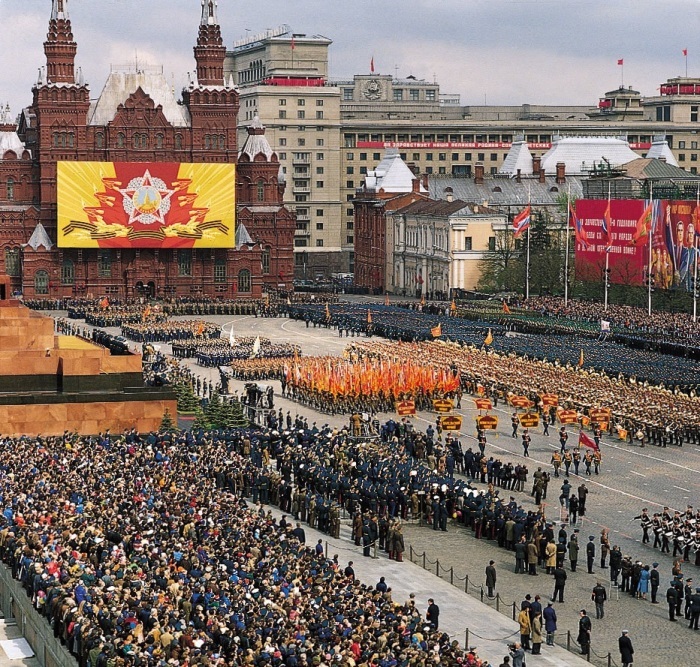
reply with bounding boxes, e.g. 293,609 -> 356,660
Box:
88,66 -> 190,127
365,149 -> 427,194
499,137 -> 534,176
238,116 -> 276,161
540,135 -> 639,175
644,137 -> 679,167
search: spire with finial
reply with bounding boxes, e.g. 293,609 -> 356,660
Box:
44,0 -> 78,84
200,0 -> 218,26
194,0 -> 225,86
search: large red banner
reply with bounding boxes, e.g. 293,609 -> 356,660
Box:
574,199 -> 699,290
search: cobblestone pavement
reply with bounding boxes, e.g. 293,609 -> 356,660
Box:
54,310 -> 700,667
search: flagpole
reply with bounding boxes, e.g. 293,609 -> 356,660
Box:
526,186 -> 531,300
604,183 -> 611,312
647,183 -> 653,317
695,186 -> 699,322
565,184 -> 571,307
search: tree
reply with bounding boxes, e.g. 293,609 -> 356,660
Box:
477,230 -> 525,293
175,382 -> 200,413
160,408 -> 177,433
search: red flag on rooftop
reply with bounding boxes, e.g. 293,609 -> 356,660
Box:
683,48 -> 688,56
617,59 -> 624,66
370,57 -> 375,73
291,35 -> 295,50
578,430 -> 599,452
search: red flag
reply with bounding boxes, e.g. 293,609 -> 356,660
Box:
502,300 -> 511,315
370,57 -> 375,73
291,35 -> 295,50
578,430 -> 599,451
569,202 -> 591,249
602,200 -> 612,247
512,204 -> 531,239
683,48 -> 688,56
630,201 -> 653,246
617,59 -> 624,66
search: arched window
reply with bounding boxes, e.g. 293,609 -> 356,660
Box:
219,134 -> 226,149
155,134 -> 164,149
238,269 -> 251,292
214,258 -> 226,283
257,179 -> 265,202
174,134 -> 183,149
67,133 -> 74,148
4,247 -> 20,276
6,178 -> 14,201
95,133 -> 104,148
261,247 -> 271,274
117,133 -> 125,148
35,270 -> 49,295
61,259 -> 75,285
204,135 -> 211,150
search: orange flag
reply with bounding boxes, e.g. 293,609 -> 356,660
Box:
578,349 -> 584,367
431,323 -> 442,338
367,309 -> 372,324
384,293 -> 390,306
503,300 -> 511,314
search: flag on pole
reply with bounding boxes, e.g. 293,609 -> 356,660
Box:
420,294 -> 425,306
630,201 -> 653,246
431,323 -> 442,338
512,204 -> 531,239
367,309 -> 372,324
578,430 -> 600,451
229,326 -> 236,347
291,35 -> 295,50
384,293 -> 390,306
683,48 -> 688,56
196,322 -> 205,336
99,296 -> 109,309
484,328 -> 493,346
569,202 -> 591,249
602,200 -> 612,248
502,300 -> 511,314
617,58 -> 624,66
577,348 -> 584,368
450,299 -> 457,315
370,56 -> 375,73
325,303 -> 331,321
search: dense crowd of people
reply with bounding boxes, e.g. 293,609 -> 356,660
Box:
121,321 -> 221,343
0,420 -> 495,667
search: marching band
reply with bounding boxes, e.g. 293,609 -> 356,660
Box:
635,506 -> 700,565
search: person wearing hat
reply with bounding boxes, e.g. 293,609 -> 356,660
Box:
690,586 -> 700,630
577,610 -> 591,656
685,578 -> 694,620
667,580 -> 679,621
543,602 -> 557,646
650,562 -> 660,604
586,536 -> 596,574
618,630 -> 634,667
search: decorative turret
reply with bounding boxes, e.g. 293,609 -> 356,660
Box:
44,0 -> 78,84
194,0 -> 226,86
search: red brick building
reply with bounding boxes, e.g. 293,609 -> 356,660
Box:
0,0 -> 294,299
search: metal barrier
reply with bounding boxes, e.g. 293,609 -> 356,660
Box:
408,544 -> 619,667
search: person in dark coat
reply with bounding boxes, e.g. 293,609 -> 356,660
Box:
618,630 -> 634,667
552,565 -> 567,602
543,602 -> 557,646
577,610 -> 592,656
426,598 -> 440,629
485,560 -> 497,597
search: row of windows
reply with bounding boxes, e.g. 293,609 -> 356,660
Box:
344,132 -> 521,145
33,267 -> 254,294
294,239 -> 325,247
277,138 -> 325,147
278,110 -> 324,120
278,99 -> 324,106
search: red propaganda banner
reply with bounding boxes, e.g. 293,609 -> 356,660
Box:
509,395 -> 532,408
540,394 -> 559,407
474,398 -> 493,410
557,409 -> 579,424
575,199 -> 700,292
395,400 -> 416,416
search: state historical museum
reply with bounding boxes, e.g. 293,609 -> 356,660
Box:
0,0 -> 295,299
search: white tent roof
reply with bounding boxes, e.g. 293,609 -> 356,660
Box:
499,139 -> 534,176
239,117 -> 276,161
24,223 -> 54,251
645,137 -> 679,167
88,68 -> 190,127
364,148 -> 426,193
540,136 -> 639,176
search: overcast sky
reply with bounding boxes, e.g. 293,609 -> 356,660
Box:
1,0 -> 699,119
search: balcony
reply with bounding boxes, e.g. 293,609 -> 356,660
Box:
296,214 -> 311,221
293,185 -> 311,194
292,157 -> 311,165
295,228 -> 311,237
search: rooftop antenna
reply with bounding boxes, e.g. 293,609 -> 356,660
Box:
394,64 -> 399,79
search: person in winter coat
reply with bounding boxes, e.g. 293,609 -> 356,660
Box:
545,539 -> 557,574
391,523 -> 405,562
518,606 -> 531,651
543,602 -> 557,645
618,630 -> 634,667
568,534 -> 580,571
485,560 -> 497,597
531,612 -> 543,655
527,540 -> 539,576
